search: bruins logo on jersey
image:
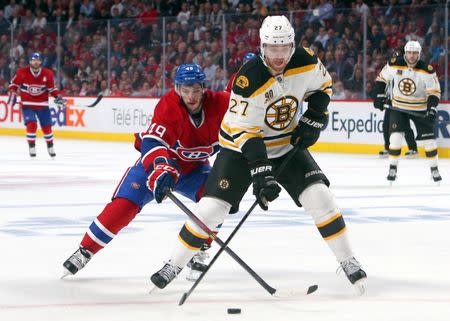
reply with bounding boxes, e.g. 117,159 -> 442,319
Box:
398,78 -> 416,96
235,75 -> 249,89
265,96 -> 298,130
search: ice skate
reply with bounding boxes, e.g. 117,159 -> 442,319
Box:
338,257 -> 367,295
387,164 -> 397,185
405,149 -> 418,159
430,166 -> 442,185
150,261 -> 182,290
47,143 -> 56,158
186,248 -> 210,282
28,143 -> 36,158
61,246 -> 92,279
378,149 -> 388,159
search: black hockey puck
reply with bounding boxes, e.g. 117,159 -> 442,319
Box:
227,308 -> 241,314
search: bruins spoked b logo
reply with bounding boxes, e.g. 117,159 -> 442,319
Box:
265,96 -> 298,130
398,78 -> 416,96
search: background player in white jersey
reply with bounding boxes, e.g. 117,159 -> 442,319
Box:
373,40 -> 442,183
150,15 -> 367,293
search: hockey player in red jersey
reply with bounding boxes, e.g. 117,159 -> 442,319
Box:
7,52 -> 66,158
62,64 -> 230,281
225,52 -> 257,92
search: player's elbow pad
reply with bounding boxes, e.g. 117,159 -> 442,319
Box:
305,91 -> 330,114
374,81 -> 387,97
427,95 -> 439,108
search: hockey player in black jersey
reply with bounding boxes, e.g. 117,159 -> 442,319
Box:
150,15 -> 367,294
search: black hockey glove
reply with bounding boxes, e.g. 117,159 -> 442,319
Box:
426,95 -> 439,122
250,160 -> 281,211
373,93 -> 387,111
426,106 -> 437,122
290,109 -> 328,149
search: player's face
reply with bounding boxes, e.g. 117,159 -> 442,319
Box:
405,51 -> 419,65
264,43 -> 292,74
30,59 -> 42,70
178,84 -> 204,113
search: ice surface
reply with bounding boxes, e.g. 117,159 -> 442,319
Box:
1,136 -> 449,321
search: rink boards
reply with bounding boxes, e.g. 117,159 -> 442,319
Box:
1,96 -> 449,157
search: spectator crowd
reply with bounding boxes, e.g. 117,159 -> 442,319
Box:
0,0 -> 446,99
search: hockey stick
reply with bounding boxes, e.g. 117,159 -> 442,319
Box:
176,146 -> 317,305
72,94 -> 103,108
60,94 -> 104,109
384,104 -> 450,125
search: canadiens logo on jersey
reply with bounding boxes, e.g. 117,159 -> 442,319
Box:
265,96 -> 298,130
24,84 -> 46,96
173,141 -> 220,162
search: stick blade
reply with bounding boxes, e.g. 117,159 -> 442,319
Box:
272,284 -> 318,298
87,94 -> 103,107
178,292 -> 188,306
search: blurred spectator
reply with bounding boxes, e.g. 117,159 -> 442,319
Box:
428,36 -> 444,65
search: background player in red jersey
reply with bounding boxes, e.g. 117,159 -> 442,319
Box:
62,64 -> 230,282
225,52 -> 257,92
7,52 -> 66,158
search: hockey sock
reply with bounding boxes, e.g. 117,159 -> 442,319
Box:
170,197 -> 230,268
388,132 -> 403,166
80,198 -> 139,254
26,121 -> 38,145
299,183 -> 353,262
42,125 -> 54,146
423,139 -> 438,167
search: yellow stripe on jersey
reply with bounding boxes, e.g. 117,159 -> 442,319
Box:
234,132 -> 264,147
264,137 -> 291,148
392,101 -> 427,109
392,95 -> 427,103
284,64 -> 316,77
324,88 -> 333,95
250,78 -> 277,98
320,80 -> 332,90
219,135 -> 240,150
426,89 -> 441,94
221,122 -> 262,135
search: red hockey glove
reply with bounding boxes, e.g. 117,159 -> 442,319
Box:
147,158 -> 180,203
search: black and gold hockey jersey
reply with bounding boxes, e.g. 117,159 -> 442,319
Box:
376,56 -> 441,112
219,47 -> 332,158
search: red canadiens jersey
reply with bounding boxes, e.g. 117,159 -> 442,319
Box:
139,89 -> 230,174
8,67 -> 59,109
225,72 -> 236,93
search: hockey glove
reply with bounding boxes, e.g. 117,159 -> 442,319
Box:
250,160 -> 281,211
54,96 -> 67,109
426,95 -> 439,122
426,106 -> 437,122
147,157 -> 180,203
290,109 -> 328,149
373,93 -> 387,111
7,91 -> 17,108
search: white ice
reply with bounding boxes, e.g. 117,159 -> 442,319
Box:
1,135 -> 449,321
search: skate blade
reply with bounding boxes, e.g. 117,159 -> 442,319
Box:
149,285 -> 159,294
354,278 -> 366,296
60,268 -> 72,279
